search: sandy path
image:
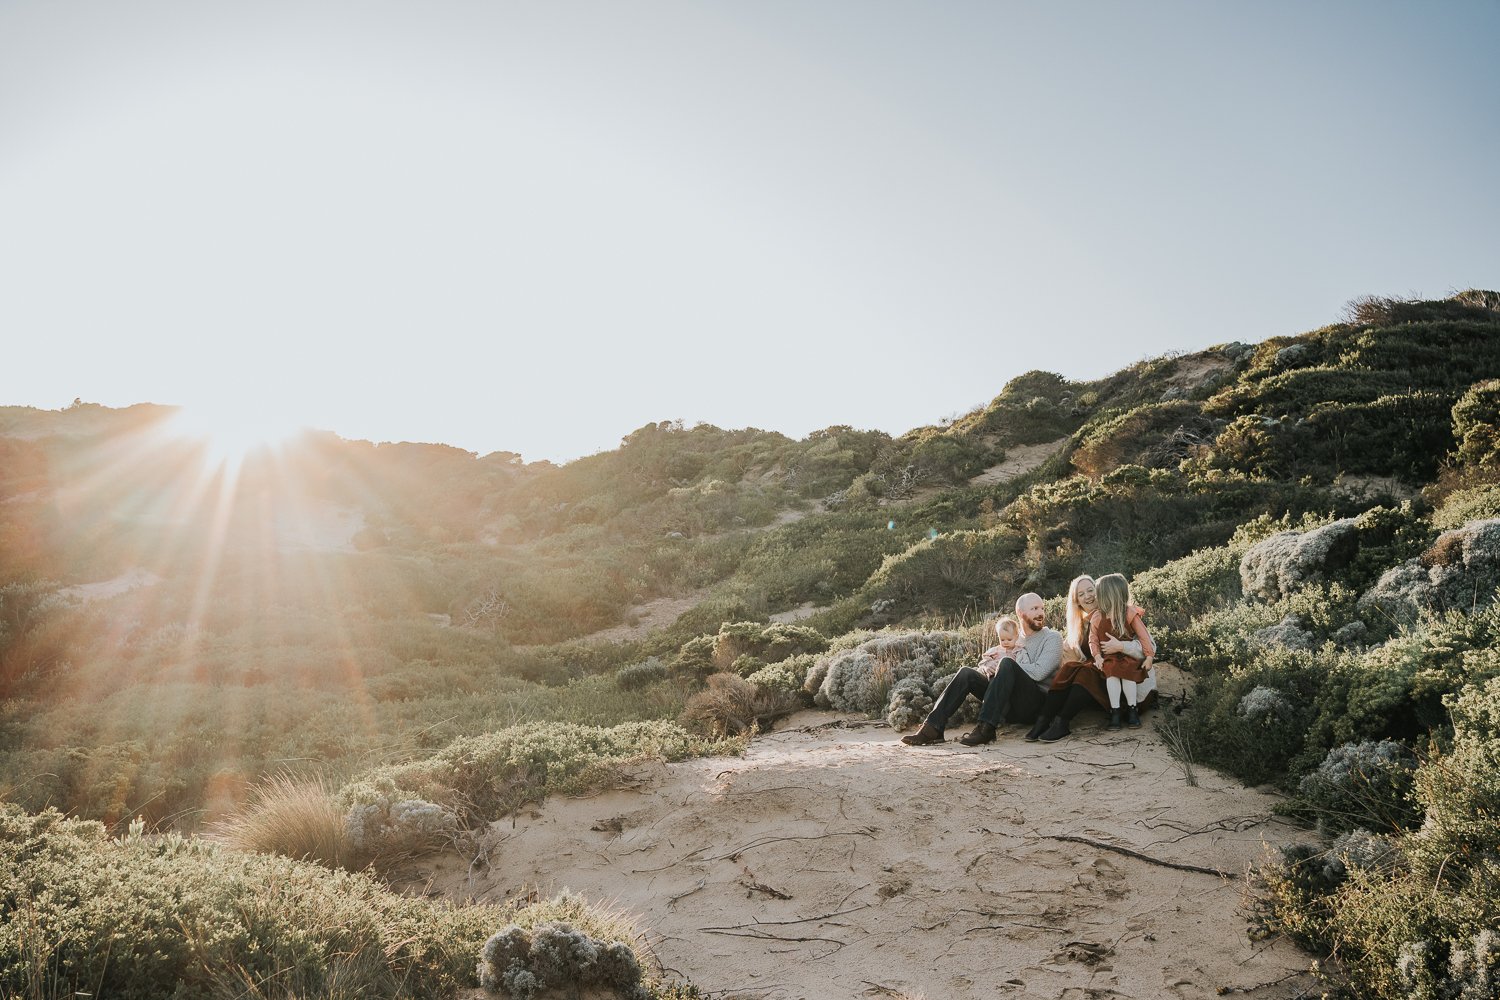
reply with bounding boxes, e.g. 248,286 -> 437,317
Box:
968,437 -> 1071,487
404,713 -> 1314,999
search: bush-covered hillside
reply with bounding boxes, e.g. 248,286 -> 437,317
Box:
4,289 -> 1500,997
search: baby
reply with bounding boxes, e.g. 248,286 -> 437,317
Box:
976,615 -> 1021,678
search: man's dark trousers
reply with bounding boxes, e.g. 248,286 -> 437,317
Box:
924,658 -> 1046,730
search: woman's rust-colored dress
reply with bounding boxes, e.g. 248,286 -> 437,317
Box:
1049,618 -> 1110,709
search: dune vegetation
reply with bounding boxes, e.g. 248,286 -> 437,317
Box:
4,290 -> 1500,997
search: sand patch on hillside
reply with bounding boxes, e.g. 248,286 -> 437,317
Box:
769,602 -> 828,624
58,568 -> 162,603
1161,352 -> 1233,396
406,712 -> 1314,999
969,437 -> 1070,487
575,589 -> 716,645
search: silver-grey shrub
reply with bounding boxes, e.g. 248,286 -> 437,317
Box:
885,677 -> 935,731
1360,517 -> 1500,626
1237,685 -> 1295,724
1299,740 -> 1419,835
812,630 -> 966,714
340,776 -> 457,857
1240,517 -> 1358,601
1251,615 -> 1315,651
478,921 -> 647,999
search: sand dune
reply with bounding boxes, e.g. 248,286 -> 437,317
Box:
402,712 -> 1315,999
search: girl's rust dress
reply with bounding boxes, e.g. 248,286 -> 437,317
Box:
1088,605 -> 1156,683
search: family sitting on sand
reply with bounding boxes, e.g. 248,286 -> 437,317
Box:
901,573 -> 1156,747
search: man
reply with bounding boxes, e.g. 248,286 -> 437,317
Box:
901,592 -> 1062,747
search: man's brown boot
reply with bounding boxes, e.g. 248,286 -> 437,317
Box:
901,723 -> 945,746
959,721 -> 998,746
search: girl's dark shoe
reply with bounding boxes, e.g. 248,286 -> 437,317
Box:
1024,716 -> 1052,742
1038,718 -> 1071,742
959,721 -> 998,746
1126,705 -> 1142,728
1108,708 -> 1123,731
901,723 -> 946,746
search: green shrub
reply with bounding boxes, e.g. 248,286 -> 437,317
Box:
0,804 -> 497,1000
710,621 -> 827,671
1433,482 -> 1500,530
1296,740 -> 1421,835
343,721 -> 743,823
672,635 -> 717,674
1130,542 -> 1243,635
1257,676 -> 1500,999
615,657 -> 669,690
1453,378 -> 1500,469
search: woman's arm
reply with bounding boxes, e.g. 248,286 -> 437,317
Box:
1133,610 -> 1157,671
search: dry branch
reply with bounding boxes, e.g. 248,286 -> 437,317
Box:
1044,834 -> 1236,879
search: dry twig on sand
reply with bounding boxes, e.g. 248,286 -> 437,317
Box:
1043,834 -> 1236,879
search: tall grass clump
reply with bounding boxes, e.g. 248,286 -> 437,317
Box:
215,772 -> 353,869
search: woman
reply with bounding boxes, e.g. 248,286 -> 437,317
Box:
1024,575 -> 1150,742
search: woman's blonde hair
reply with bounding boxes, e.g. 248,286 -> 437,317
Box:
1065,575 -> 1094,652
1095,573 -> 1133,637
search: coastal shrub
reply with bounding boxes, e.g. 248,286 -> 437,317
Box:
1131,542 -> 1243,634
470,888 -> 689,999
679,672 -> 800,737
0,804 -> 498,1000
745,652 -> 814,697
340,776 -> 459,861
1070,400 -> 1208,477
1452,378 -> 1500,469
1297,740 -> 1420,835
672,634 -> 717,674
812,631 -> 966,714
1237,685 -> 1295,724
1239,517 -> 1359,601
343,721 -> 742,824
616,657 -> 669,690
478,902 -> 650,1000
884,677 -> 934,731
1360,517 -> 1500,626
1251,615 -> 1315,651
1433,482 -> 1500,531
863,528 -> 1026,611
1257,677 -> 1500,999
710,620 -> 827,671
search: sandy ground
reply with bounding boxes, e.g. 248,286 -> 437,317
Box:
403,711 -> 1315,1000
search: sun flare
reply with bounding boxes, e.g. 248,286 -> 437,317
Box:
166,403 -> 306,473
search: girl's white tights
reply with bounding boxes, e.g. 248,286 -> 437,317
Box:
1106,676 -> 1138,708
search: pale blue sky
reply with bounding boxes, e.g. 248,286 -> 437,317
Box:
3,1 -> 1497,462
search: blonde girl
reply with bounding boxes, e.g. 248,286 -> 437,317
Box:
1088,573 -> 1156,729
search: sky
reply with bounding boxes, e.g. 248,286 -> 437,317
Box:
3,1 -> 1498,463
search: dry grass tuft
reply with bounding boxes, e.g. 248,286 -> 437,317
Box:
679,673 -> 800,737
214,772 -> 357,869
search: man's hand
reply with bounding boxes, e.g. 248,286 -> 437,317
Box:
1100,636 -> 1126,654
